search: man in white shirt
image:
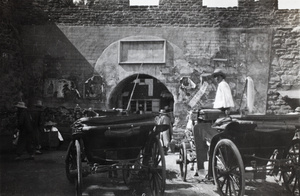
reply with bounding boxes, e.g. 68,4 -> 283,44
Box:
212,69 -> 234,111
192,69 -> 234,181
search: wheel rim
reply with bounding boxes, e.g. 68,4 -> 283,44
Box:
283,139 -> 300,196
65,141 -> 76,183
212,139 -> 245,196
75,140 -> 82,196
179,142 -> 188,181
149,138 -> 166,196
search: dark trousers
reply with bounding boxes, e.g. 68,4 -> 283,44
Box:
33,128 -> 41,149
16,131 -> 34,156
193,122 -> 219,177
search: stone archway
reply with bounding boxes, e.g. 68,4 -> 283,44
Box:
93,36 -> 188,113
108,74 -> 174,113
93,35 -> 205,124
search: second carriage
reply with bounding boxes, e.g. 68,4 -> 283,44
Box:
177,109 -> 300,196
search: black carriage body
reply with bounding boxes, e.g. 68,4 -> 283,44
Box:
209,114 -> 299,167
71,113 -> 157,164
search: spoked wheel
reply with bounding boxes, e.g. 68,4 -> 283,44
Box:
149,137 -> 166,196
212,139 -> 245,196
282,139 -> 300,196
75,140 -> 82,196
178,142 -> 188,181
65,141 -> 76,183
65,140 -> 82,196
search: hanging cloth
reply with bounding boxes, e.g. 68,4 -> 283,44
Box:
246,76 -> 255,113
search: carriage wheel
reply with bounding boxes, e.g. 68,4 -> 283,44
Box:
212,139 -> 245,196
149,137 -> 166,196
75,140 -> 82,196
282,139 -> 300,196
178,142 -> 188,182
65,141 -> 76,183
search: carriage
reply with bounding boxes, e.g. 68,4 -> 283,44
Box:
176,108 -> 300,196
65,111 -> 168,196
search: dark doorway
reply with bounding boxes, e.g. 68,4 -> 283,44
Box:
109,74 -> 174,114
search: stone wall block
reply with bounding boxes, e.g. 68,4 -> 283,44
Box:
278,58 -> 292,67
270,75 -> 280,82
272,37 -> 281,44
285,38 -> 297,46
285,69 -> 298,76
272,43 -> 282,48
270,84 -> 279,89
275,49 -> 286,55
291,50 -> 299,55
270,105 -> 281,110
281,75 -> 298,84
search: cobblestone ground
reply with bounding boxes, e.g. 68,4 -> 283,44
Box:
0,150 -> 292,196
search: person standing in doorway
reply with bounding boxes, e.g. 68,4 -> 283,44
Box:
136,104 -> 144,114
30,100 -> 44,154
14,101 -> 35,160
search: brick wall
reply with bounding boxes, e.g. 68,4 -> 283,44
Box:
12,0 -> 298,27
0,0 -> 299,112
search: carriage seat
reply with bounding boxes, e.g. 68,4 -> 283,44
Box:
227,120 -> 257,132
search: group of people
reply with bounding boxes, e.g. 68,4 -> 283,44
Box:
13,100 -> 63,161
156,68 -> 234,161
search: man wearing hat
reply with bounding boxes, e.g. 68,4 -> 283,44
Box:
29,100 -> 44,154
157,109 -> 172,155
14,101 -> 35,160
192,69 -> 235,180
212,68 -> 234,111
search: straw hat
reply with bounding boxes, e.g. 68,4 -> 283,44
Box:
212,68 -> 226,78
15,102 -> 27,109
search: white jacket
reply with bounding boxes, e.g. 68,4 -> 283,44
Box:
213,80 -> 234,109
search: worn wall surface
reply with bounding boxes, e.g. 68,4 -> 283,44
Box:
0,0 -> 299,132
20,24 -> 273,117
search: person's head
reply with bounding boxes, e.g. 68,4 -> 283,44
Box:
164,105 -> 170,112
159,109 -> 167,116
138,104 -> 143,110
212,69 -> 226,83
34,100 -> 43,107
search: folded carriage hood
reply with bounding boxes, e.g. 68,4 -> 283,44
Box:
71,113 -> 160,133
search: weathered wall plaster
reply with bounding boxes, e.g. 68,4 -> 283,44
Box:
43,26 -> 272,116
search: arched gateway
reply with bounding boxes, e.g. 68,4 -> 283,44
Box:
94,35 -> 186,115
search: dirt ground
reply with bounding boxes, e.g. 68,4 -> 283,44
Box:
0,149 -> 292,196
